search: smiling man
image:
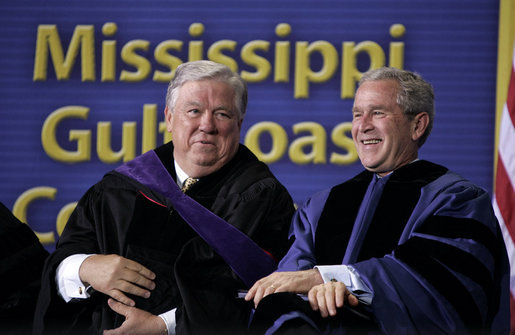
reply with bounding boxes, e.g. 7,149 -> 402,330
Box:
245,67 -> 510,335
34,61 -> 295,335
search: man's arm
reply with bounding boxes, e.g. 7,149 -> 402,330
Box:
56,254 -> 92,302
79,254 -> 156,307
308,281 -> 359,318
244,190 -> 330,307
56,253 -> 156,306
57,253 -> 182,334
245,269 -> 323,308
244,265 -> 369,317
315,265 -> 373,305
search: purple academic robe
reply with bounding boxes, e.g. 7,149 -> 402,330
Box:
268,160 -> 509,335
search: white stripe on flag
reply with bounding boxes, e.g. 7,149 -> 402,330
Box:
493,197 -> 515,296
499,103 -> 515,192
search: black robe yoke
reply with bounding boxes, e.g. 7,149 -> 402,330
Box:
34,142 -> 294,335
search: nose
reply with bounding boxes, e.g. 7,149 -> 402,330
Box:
198,112 -> 217,133
356,113 -> 374,133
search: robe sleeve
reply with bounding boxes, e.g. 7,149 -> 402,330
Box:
33,179 -> 138,334
277,189 -> 331,272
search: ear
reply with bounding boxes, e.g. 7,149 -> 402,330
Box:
164,106 -> 173,133
411,112 -> 429,142
237,117 -> 243,131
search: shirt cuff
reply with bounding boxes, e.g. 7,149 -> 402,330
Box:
159,308 -> 177,335
315,264 -> 373,305
56,253 -> 94,302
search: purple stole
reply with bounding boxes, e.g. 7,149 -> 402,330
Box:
116,150 -> 277,287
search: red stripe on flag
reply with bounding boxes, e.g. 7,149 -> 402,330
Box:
507,65 -> 515,126
495,156 -> 515,237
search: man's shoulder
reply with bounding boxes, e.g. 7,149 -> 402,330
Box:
414,160 -> 482,191
212,144 -> 277,185
88,171 -> 138,198
429,168 -> 487,198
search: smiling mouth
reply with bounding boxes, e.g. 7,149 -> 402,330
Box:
196,140 -> 215,145
362,139 -> 382,144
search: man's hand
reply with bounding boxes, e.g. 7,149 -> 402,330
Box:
308,281 -> 359,318
103,299 -> 167,335
244,269 -> 323,308
79,254 -> 156,307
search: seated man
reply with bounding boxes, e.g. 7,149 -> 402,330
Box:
34,60 -> 295,335
245,67 -> 510,334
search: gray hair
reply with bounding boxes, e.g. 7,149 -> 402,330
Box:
359,67 -> 435,147
165,60 -> 248,120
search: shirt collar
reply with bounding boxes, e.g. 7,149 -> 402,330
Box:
375,158 -> 419,179
174,160 -> 189,188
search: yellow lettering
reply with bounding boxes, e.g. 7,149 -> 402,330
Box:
101,22 -> 118,82
389,24 -> 406,69
341,41 -> 385,99
41,106 -> 91,163
274,23 -> 291,83
294,41 -> 338,98
31,21 -> 405,101
120,40 -> 151,82
188,23 -> 204,61
244,122 -> 288,163
153,40 -> 183,82
289,122 -> 327,164
330,122 -> 358,165
240,40 -> 271,82
33,24 -> 95,81
13,187 -> 56,244
97,121 -> 137,163
142,104 -> 157,153
207,40 -> 238,72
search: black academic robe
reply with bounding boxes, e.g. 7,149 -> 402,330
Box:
33,142 -> 295,335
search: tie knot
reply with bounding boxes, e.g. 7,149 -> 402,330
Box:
181,177 -> 198,192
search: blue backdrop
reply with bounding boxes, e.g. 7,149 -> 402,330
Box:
0,0 -> 499,251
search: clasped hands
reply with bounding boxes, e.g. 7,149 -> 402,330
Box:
244,269 -> 359,318
79,254 -> 167,335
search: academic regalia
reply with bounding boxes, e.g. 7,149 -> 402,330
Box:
33,142 -> 295,335
253,160 -> 509,335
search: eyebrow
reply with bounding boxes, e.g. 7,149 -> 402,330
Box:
352,104 -> 388,113
182,101 -> 234,114
213,105 -> 231,112
182,100 -> 202,109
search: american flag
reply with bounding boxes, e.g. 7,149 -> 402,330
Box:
493,41 -> 515,333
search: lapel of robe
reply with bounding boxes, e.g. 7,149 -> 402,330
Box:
315,161 -> 448,265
